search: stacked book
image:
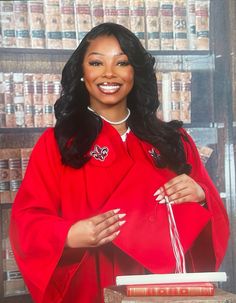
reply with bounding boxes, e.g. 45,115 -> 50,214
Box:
115,272 -> 227,297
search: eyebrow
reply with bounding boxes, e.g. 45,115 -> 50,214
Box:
88,52 -> 125,57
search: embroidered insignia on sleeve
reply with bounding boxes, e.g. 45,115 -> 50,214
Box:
90,145 -> 109,161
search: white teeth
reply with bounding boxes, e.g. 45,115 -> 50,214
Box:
98,84 -> 121,93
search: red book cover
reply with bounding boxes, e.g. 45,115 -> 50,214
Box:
126,282 -> 215,297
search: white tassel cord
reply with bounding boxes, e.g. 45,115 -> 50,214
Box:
165,196 -> 186,273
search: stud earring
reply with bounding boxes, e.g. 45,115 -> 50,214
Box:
80,77 -> 84,82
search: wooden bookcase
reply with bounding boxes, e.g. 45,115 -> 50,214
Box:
0,0 -> 235,302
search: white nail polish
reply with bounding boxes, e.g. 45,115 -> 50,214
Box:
113,208 -> 120,214
119,220 -> 126,226
118,213 -> 126,219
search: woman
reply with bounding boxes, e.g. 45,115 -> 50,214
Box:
10,23 -> 229,303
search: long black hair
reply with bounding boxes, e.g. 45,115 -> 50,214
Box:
54,22 -> 191,175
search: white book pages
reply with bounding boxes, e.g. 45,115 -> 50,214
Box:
116,272 -> 227,286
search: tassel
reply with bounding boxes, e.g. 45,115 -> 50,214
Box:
165,196 -> 186,273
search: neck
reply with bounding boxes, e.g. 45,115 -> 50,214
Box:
87,106 -> 130,125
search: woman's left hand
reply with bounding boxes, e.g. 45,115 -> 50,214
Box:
154,174 -> 205,205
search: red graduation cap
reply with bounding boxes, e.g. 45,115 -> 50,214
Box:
101,162 -> 212,273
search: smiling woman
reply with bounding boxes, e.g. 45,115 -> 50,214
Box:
82,35 -> 134,131
9,23 -> 229,303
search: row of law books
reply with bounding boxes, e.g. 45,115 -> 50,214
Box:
1,208 -> 28,296
0,0 -> 210,51
115,272 -> 227,297
0,72 -> 61,128
0,147 -> 32,204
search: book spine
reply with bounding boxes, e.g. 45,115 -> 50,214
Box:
170,71 -> 181,120
42,73 -> 53,127
173,0 -> 188,50
145,0 -> 160,50
13,73 -> 25,128
180,71 -> 192,123
103,0 -> 117,24
24,73 -> 34,128
14,0 -> 31,48
187,0 -> 197,49
160,0 -> 174,50
44,0 -> 62,49
60,0 -> 77,49
8,149 -> 22,202
28,0 -> 46,49
0,153 -> 10,204
0,1 -> 16,48
4,73 -> 16,128
33,73 -> 44,127
0,72 -> 6,127
195,0 -> 210,50
126,284 -> 215,296
115,0 -> 130,29
161,72 -> 171,121
21,148 -> 33,177
130,0 -> 146,47
91,0 -> 104,27
74,0 -> 92,43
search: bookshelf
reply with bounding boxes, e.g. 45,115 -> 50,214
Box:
0,0 -> 235,302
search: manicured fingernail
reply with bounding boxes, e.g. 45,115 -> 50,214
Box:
158,199 -> 166,204
116,230 -> 120,236
119,220 -> 126,226
156,194 -> 164,200
113,208 -> 120,213
154,189 -> 160,196
118,213 -> 126,219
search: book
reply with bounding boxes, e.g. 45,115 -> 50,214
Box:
173,0 -> 188,50
160,0 -> 174,50
130,0 -> 146,47
44,0 -> 62,49
116,272 -> 227,286
145,0 -> 160,50
28,0 -> 46,49
59,0 -> 77,49
74,0 -> 92,43
104,287 -> 236,303
126,282 -> 215,296
13,0 -> 31,48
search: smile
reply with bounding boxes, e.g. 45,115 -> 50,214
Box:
97,82 -> 121,94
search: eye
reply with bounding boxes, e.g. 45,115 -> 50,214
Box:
88,60 -> 103,66
117,60 -> 130,66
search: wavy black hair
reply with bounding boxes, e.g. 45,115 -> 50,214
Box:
54,22 -> 191,175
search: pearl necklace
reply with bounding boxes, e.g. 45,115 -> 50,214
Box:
87,106 -> 130,125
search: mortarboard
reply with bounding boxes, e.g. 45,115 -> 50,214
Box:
101,161 -> 212,273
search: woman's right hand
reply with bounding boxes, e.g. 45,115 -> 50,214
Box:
65,209 -> 126,248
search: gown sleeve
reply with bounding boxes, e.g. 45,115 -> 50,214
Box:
181,129 -> 230,271
9,128 -> 81,303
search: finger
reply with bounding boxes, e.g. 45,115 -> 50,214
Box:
95,220 -> 126,246
96,212 -> 126,235
98,230 -> 121,246
91,208 -> 121,225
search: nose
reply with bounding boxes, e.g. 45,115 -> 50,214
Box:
103,64 -> 115,78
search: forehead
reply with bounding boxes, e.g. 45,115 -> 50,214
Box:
85,35 -> 126,57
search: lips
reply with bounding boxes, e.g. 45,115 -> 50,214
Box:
97,82 -> 121,94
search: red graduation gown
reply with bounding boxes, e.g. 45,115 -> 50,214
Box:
9,122 -> 229,303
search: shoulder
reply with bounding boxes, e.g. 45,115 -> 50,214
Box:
31,127 -> 61,162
